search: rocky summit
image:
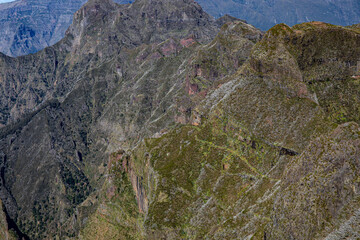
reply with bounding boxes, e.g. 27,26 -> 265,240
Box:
0,0 -> 360,239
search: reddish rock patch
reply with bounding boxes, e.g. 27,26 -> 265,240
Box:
180,37 -> 196,48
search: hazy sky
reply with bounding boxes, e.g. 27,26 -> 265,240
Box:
0,0 -> 16,3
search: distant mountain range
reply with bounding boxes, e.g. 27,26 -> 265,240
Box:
0,0 -> 359,56
197,0 -> 360,30
0,0 -> 131,56
0,0 -> 84,56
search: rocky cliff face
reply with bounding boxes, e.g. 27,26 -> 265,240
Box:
0,0 -> 360,239
0,0 -> 237,238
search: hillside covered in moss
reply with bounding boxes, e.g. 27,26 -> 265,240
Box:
0,0 -> 359,239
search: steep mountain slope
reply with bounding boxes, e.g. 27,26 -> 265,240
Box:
91,20 -> 360,239
197,0 -> 360,30
0,0 -> 248,238
1,0 -> 360,239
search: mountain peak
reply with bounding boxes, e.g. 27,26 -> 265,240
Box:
66,0 -> 220,56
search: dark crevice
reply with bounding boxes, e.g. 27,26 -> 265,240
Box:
251,140 -> 257,149
279,147 -> 299,156
0,155 -> 6,185
77,151 -> 83,162
263,140 -> 300,156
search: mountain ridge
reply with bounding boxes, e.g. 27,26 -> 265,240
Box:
1,0 -> 360,56
0,0 -> 360,239
0,0 -> 240,238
